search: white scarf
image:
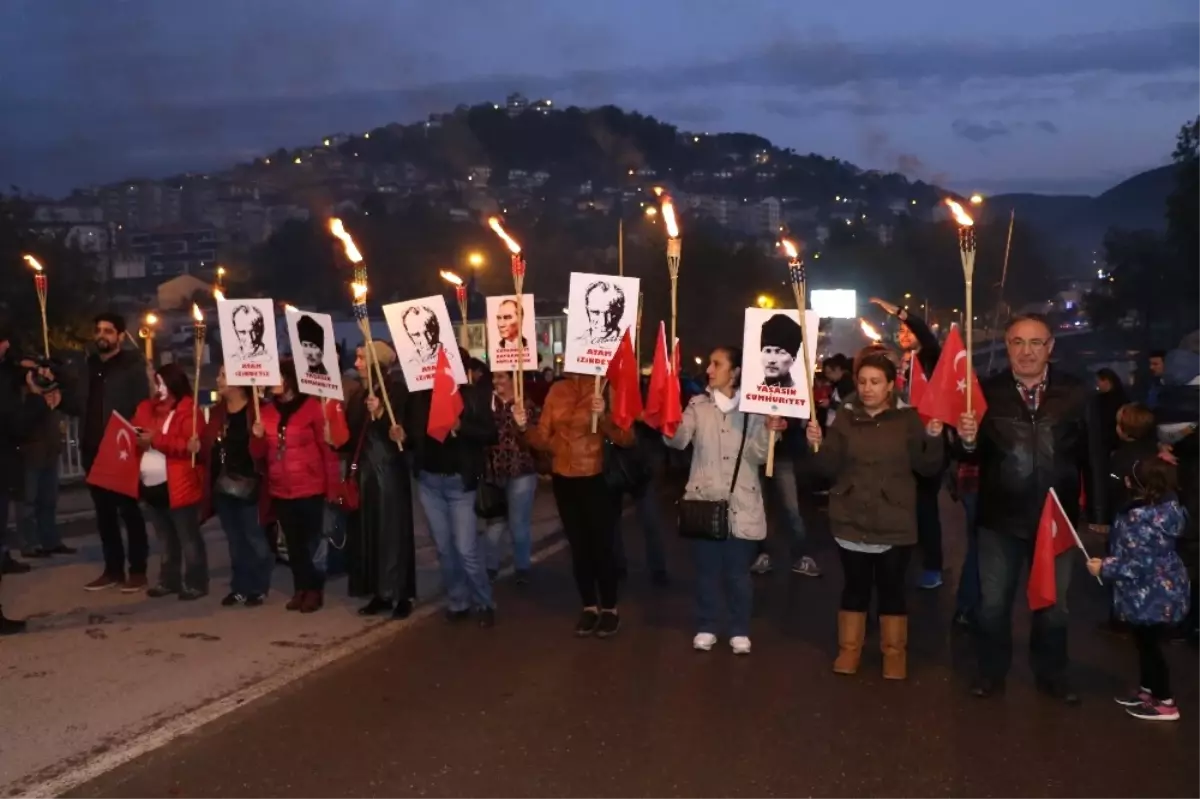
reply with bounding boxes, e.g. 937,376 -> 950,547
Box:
711,388 -> 739,414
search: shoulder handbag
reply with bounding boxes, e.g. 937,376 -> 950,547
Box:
677,413 -> 750,541
332,421 -> 369,511
214,414 -> 260,500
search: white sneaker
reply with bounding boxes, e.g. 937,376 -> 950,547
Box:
751,553 -> 772,574
730,636 -> 752,655
693,633 -> 717,651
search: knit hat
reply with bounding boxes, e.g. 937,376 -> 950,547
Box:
366,340 -> 396,367
760,313 -> 803,356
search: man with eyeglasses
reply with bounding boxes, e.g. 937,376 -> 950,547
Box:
957,313 -> 1109,705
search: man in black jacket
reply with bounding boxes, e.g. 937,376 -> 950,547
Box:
958,314 -> 1108,704
404,353 -> 499,627
871,298 -> 948,589
1,321 -> 59,633
65,313 -> 151,592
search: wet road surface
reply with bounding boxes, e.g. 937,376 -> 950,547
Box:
71,497 -> 1197,798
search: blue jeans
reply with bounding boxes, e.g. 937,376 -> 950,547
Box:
417,472 -> 492,611
767,459 -> 808,558
975,526 -> 1073,682
214,493 -> 273,596
18,465 -> 61,551
613,486 -> 669,574
693,536 -> 758,638
955,491 -> 980,614
484,473 -> 538,572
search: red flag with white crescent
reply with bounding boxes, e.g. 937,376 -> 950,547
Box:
427,347 -> 464,443
85,411 -> 140,499
916,325 -> 987,428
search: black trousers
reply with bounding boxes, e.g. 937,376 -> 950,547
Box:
275,495 -> 326,592
838,545 -> 912,615
552,474 -> 620,609
89,485 -> 149,578
1132,624 -> 1171,699
916,476 -> 943,572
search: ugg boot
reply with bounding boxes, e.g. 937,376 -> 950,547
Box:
833,611 -> 868,674
880,615 -> 908,680
285,592 -> 305,611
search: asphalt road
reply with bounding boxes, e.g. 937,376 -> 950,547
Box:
70,496 -> 1197,798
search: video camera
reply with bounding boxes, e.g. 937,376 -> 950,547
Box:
16,354 -> 61,392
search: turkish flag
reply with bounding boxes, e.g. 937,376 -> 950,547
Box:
663,343 -> 683,437
644,323 -> 670,431
426,347 -> 463,443
1027,488 -> 1081,610
86,411 -> 140,499
916,325 -> 987,428
606,329 -> 643,431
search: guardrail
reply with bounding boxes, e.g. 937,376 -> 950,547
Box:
59,417 -> 86,483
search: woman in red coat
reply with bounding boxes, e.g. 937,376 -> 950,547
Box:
132,362 -> 208,600
251,359 -> 339,613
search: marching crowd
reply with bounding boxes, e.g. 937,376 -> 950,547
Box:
1,306 -> 1196,723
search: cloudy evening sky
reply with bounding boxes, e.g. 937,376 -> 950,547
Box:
2,0 -> 1197,196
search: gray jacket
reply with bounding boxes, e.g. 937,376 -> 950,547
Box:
664,392 -> 771,541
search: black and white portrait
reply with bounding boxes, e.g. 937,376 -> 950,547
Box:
739,308 -> 820,420
285,308 -> 344,399
216,297 -> 281,387
564,272 -> 640,374
383,295 -> 467,391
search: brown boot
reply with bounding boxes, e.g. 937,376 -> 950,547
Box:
285,592 -> 304,611
833,611 -> 867,675
880,615 -> 908,680
300,590 -> 322,614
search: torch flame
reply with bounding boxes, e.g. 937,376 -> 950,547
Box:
487,217 -> 522,254
145,313 -> 158,326
192,304 -> 204,323
661,198 -> 680,238
439,270 -> 464,286
23,254 -> 44,272
328,218 -> 363,263
779,238 -> 800,260
351,282 -> 368,301
213,288 -> 226,302
945,199 -> 975,227
860,319 -> 883,341
283,303 -> 298,313
216,266 -> 226,278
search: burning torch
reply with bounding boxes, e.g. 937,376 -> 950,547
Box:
350,282 -> 401,449
139,313 -> 159,363
440,270 -> 469,349
946,199 -> 977,415
23,255 -> 49,358
659,194 -> 682,354
190,304 -> 206,466
488,217 -> 527,404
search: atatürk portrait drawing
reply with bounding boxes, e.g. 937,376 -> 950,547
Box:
577,280 -> 625,345
231,304 -> 268,359
402,305 -> 442,365
759,313 -> 803,388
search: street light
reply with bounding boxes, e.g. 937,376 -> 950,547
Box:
467,252 -> 485,268
756,294 -> 775,309
644,206 -> 658,217
969,194 -> 984,205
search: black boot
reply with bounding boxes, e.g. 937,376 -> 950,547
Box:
0,606 -> 27,636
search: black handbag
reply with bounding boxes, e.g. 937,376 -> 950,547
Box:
603,436 -> 652,494
677,414 -> 750,541
214,419 -> 260,500
475,478 -> 508,520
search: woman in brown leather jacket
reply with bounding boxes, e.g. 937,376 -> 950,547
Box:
514,374 -> 635,637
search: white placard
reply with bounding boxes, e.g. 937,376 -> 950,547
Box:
563,272 -> 640,375
738,308 -> 821,419
216,298 -> 281,386
810,289 -> 857,320
382,295 -> 467,391
284,309 -> 344,400
486,294 -> 538,371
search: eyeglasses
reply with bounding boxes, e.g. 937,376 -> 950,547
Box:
1006,338 -> 1050,351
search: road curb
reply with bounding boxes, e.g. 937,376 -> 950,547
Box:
8,530 -> 570,799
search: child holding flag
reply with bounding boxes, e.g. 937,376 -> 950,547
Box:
1087,457 -> 1190,722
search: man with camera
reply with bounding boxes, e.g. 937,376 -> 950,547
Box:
1,320 -> 63,634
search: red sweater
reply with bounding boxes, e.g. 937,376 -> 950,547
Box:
131,396 -> 204,509
252,396 -> 339,501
